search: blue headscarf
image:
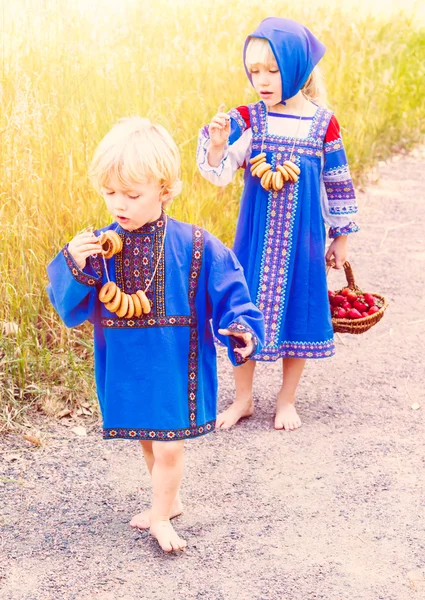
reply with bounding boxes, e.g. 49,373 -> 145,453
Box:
243,17 -> 326,104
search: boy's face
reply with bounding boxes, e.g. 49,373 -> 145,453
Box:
249,59 -> 282,108
101,174 -> 165,231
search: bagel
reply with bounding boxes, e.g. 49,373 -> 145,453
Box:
124,294 -> 135,319
131,293 -> 143,318
284,160 -> 300,175
136,290 -> 151,315
249,152 -> 266,165
99,281 -> 117,304
105,286 -> 122,313
115,292 -> 129,318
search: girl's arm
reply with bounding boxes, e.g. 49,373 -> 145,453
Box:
321,115 -> 359,267
46,234 -> 103,327
197,106 -> 252,187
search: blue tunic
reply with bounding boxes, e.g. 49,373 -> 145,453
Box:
47,215 -> 264,440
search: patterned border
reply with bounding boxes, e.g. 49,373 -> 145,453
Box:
329,222 -> 360,238
100,315 -> 195,328
187,226 -> 204,431
62,246 -> 100,287
255,339 -> 335,361
103,420 -> 215,441
228,107 -> 247,132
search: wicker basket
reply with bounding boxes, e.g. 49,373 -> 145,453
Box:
327,261 -> 388,334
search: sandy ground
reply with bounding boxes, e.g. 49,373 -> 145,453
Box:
1,150 -> 425,600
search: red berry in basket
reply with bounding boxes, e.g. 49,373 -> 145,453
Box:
331,294 -> 345,307
368,305 -> 379,315
341,288 -> 351,297
361,312 -> 369,318
347,292 -> 358,303
353,300 -> 368,313
336,308 -> 347,318
342,301 -> 351,310
364,293 -> 375,307
328,290 -> 335,298
348,308 -> 362,319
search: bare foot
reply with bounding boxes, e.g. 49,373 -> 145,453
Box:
216,399 -> 254,430
150,519 -> 187,552
274,399 -> 302,431
130,497 -> 183,530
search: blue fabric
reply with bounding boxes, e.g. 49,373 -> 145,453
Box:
47,217 -> 264,439
243,17 -> 326,103
232,102 -> 335,361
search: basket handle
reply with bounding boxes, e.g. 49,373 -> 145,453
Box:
326,260 -> 359,290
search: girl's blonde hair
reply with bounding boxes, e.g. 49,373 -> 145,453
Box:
89,117 -> 182,206
244,37 -> 328,107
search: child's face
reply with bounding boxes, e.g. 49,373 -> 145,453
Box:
249,60 -> 282,108
101,174 -> 165,230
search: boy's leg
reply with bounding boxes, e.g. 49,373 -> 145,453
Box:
149,440 -> 187,552
130,440 -> 183,530
216,360 -> 256,429
275,357 -> 306,431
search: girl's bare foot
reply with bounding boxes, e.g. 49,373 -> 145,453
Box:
150,519 -> 187,552
130,496 -> 183,530
216,399 -> 254,429
274,397 -> 302,431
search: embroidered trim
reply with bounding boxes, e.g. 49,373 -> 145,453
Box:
323,138 -> 344,154
228,107 -> 247,132
62,246 -> 100,287
103,420 -> 215,441
256,339 -> 335,361
187,226 -> 204,431
196,133 -> 229,177
329,222 -> 360,238
101,315 -> 195,328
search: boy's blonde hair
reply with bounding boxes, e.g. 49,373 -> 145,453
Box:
244,37 -> 328,107
89,117 -> 182,206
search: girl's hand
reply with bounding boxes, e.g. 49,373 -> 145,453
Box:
208,103 -> 231,148
218,328 -> 254,361
68,230 -> 102,270
325,235 -> 348,270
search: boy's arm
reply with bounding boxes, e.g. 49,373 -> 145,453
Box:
207,245 -> 264,366
46,245 -> 102,327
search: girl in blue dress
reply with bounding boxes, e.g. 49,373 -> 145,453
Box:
47,117 -> 264,552
197,17 -> 359,432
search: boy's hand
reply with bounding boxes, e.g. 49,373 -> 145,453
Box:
218,328 -> 254,361
325,235 -> 348,270
208,104 -> 231,148
68,231 -> 102,270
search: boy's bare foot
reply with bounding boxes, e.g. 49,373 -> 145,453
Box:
274,398 -> 302,431
216,399 -> 254,429
130,497 -> 183,530
150,519 -> 187,552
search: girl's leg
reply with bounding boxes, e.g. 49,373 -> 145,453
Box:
130,440 -> 183,530
149,440 -> 187,552
275,358 -> 306,431
216,360 -> 256,429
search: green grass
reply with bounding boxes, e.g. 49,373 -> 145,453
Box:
1,0 -> 425,426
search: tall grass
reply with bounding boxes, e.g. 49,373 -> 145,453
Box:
1,0 -> 425,425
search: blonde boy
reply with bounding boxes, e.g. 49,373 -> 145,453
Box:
47,117 -> 264,552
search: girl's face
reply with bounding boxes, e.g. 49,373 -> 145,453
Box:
101,173 -> 165,230
249,60 -> 282,108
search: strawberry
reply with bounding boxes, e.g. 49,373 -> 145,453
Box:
364,293 -> 375,307
336,308 -> 347,318
341,288 -> 351,297
368,306 -> 379,315
347,292 -> 358,303
353,300 -> 368,313
361,312 -> 369,318
342,301 -> 351,310
348,308 -> 362,319
331,294 -> 345,307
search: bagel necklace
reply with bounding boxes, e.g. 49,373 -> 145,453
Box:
249,105 -> 303,191
97,215 -> 167,319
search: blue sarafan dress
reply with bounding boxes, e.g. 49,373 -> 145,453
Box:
197,18 -> 359,362
47,215 -> 264,441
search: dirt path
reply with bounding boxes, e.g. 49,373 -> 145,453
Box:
1,150 -> 425,600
